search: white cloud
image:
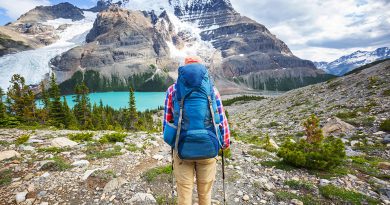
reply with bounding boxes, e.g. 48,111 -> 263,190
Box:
230,0 -> 390,61
0,0 -> 50,20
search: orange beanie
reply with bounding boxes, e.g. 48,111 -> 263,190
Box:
184,56 -> 202,65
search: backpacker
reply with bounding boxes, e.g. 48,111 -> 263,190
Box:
163,63 -> 223,160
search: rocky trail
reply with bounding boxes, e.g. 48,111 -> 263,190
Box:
1,126 -> 389,205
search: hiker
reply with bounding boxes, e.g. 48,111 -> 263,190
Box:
163,56 -> 231,205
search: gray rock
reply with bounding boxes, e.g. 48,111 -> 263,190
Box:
51,137 -> 77,148
0,150 -> 21,161
103,177 -> 127,193
129,193 -> 156,204
383,135 -> 390,144
291,199 -> 304,205
322,117 -> 355,136
19,145 -> 35,151
71,160 -> 90,167
16,192 -> 28,203
320,179 -> 330,186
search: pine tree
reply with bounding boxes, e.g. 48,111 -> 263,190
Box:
63,96 -> 78,129
127,87 -> 138,129
303,114 -> 324,143
6,74 -> 36,122
0,87 -> 6,119
48,73 -> 65,127
38,82 -> 49,123
73,83 -> 93,130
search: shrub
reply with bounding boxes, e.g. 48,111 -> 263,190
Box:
0,169 -> 12,186
99,132 -> 127,144
68,132 -> 94,142
15,134 -> 30,145
222,95 -> 266,106
284,180 -> 315,192
86,146 -> 123,159
319,184 -> 380,205
40,156 -> 72,171
277,115 -> 346,170
379,119 -> 390,131
143,165 -> 172,182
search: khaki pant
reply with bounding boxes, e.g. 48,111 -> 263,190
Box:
173,153 -> 217,205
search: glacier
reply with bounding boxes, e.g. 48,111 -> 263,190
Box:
0,12 -> 97,89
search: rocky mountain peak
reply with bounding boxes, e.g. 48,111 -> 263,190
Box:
16,2 -> 85,23
170,0 -> 234,16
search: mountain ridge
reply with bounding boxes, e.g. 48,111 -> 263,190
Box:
0,0 -> 333,94
314,47 -> 390,76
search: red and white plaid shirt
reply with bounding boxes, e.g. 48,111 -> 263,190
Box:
163,83 -> 230,148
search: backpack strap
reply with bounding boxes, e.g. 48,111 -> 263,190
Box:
174,90 -> 194,159
208,95 -> 223,148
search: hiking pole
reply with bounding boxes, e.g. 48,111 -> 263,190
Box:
171,148 -> 175,205
222,148 -> 226,205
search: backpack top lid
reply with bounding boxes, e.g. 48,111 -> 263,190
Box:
178,63 -> 207,88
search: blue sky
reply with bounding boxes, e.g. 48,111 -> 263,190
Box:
0,0 -> 389,61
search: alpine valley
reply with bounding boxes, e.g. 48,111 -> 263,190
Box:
0,0 -> 334,94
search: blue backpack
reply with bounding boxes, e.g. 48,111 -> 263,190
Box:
163,63 -> 223,160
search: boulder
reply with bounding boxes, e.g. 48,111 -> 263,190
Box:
103,177 -> 127,193
129,193 -> 157,204
291,199 -> 304,205
51,137 -> 77,148
0,150 -> 21,161
71,160 -> 90,167
322,117 -> 355,136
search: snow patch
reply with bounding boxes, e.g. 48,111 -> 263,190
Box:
0,12 -> 97,89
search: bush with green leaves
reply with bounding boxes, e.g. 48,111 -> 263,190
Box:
15,134 -> 29,145
277,114 -> 346,170
68,132 -> 93,142
99,132 -> 127,143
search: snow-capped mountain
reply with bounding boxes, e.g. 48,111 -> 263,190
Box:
0,0 -> 332,93
314,47 -> 390,76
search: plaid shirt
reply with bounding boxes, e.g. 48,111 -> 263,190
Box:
163,83 -> 231,148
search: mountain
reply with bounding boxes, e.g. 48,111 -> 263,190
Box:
0,0 -> 334,93
314,47 -> 390,76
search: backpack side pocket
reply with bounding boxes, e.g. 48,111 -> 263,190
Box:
163,122 -> 177,147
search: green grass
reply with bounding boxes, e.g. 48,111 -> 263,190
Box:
126,143 -> 143,152
37,146 -> 70,153
0,140 -> 11,146
15,134 -> 30,145
309,165 -> 350,179
218,148 -> 232,159
99,132 -> 127,144
275,191 -> 321,205
383,89 -> 390,96
68,132 -> 93,142
90,169 -> 116,180
261,160 -> 296,171
379,119 -> 390,131
336,111 -> 358,119
155,194 -> 176,205
40,156 -> 72,171
319,184 -> 380,205
248,149 -> 272,159
222,95 -> 266,106
143,165 -> 172,182
0,169 -> 12,186
284,180 -> 316,192
86,145 -> 123,159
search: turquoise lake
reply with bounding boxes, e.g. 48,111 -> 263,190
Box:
36,92 -> 166,111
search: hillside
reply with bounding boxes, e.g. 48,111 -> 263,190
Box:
0,60 -> 389,205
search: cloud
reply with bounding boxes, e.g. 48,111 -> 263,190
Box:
0,0 -> 50,20
229,0 -> 390,61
